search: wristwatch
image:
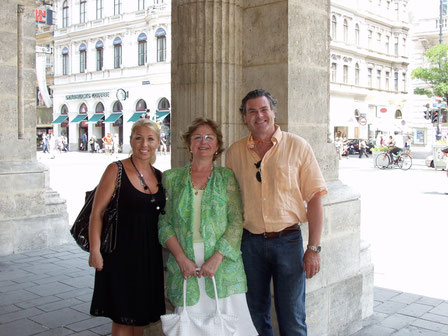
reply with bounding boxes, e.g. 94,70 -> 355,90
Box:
307,245 -> 321,253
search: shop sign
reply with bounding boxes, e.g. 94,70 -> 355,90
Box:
36,8 -> 53,25
380,107 -> 387,113
358,117 -> 367,126
65,92 -> 110,100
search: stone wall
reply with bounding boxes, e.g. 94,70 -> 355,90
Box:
0,0 -> 69,256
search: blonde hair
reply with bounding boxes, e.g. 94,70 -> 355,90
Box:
129,118 -> 160,164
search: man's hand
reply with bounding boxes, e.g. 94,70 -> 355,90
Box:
303,249 -> 320,279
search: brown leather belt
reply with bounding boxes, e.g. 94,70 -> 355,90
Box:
245,224 -> 300,239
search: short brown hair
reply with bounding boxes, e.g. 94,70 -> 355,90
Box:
182,117 -> 224,161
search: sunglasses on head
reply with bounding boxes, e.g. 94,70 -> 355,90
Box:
254,160 -> 262,182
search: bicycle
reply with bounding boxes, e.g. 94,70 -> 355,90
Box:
375,150 -> 412,170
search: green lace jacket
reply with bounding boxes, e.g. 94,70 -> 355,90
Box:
158,165 -> 247,307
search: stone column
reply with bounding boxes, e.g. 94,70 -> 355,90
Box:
0,1 -> 69,256
171,0 -> 243,167
170,0 -> 373,335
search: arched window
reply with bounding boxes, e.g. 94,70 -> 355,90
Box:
355,63 -> 360,85
113,101 -> 123,112
96,41 -> 103,71
156,28 -> 166,62
80,0 -> 86,23
158,98 -> 170,110
79,43 -> 87,73
355,24 -> 360,45
343,19 -> 348,42
80,103 -> 88,113
395,110 -> 402,119
113,37 -> 122,69
331,16 -> 337,40
136,99 -> 147,111
138,33 -> 147,66
95,102 -> 104,113
62,47 -> 69,75
62,0 -> 69,27
61,105 -> 69,114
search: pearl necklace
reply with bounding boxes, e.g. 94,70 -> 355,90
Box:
190,164 -> 213,195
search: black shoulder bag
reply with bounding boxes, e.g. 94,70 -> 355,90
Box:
70,160 -> 123,253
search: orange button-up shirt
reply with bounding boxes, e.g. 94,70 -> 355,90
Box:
225,126 -> 327,234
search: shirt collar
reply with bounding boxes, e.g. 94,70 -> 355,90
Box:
247,125 -> 282,149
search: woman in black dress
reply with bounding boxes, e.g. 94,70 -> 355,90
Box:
89,118 -> 166,335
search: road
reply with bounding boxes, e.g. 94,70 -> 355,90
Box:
38,151 -> 448,300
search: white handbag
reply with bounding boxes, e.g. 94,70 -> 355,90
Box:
161,276 -> 238,336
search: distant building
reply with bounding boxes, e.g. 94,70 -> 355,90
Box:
330,0 -> 410,144
51,0 -> 171,153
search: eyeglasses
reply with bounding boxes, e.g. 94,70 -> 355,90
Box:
254,160 -> 262,182
191,135 -> 216,143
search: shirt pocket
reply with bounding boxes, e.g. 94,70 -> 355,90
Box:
274,165 -> 299,210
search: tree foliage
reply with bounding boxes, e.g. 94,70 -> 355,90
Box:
411,43 -> 448,102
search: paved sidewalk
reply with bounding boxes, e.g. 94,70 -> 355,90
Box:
1,243 -> 448,335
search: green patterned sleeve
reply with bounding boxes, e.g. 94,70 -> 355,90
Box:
158,172 -> 176,248
215,171 -> 244,261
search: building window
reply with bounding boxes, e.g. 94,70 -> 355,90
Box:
79,44 -> 87,73
368,30 -> 372,49
158,97 -> 170,110
355,63 -> 360,85
395,2 -> 399,19
138,33 -> 147,66
138,0 -> 146,10
113,37 -> 122,69
80,0 -> 86,23
402,72 -> 406,91
156,28 -> 167,62
394,71 -> 399,91
395,109 -> 402,119
343,19 -> 348,42
113,101 -> 123,112
80,103 -> 88,114
368,68 -> 372,87
377,70 -> 381,89
331,16 -> 337,40
387,0 -> 390,9
96,0 -> 104,19
385,71 -> 390,90
394,37 -> 399,56
343,65 -> 348,84
62,47 -> 69,75
96,41 -> 103,71
377,33 -> 381,49
114,0 -> 122,15
355,24 -> 360,45
402,38 -> 406,56
62,0 -> 69,27
96,102 -> 104,113
385,36 -> 390,54
331,63 -> 337,82
61,104 -> 69,114
136,99 -> 147,111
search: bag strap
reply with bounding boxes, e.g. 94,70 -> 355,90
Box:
111,161 -> 123,198
181,275 -> 222,317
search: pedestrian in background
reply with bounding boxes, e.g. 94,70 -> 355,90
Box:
226,89 -> 327,336
404,135 -> 412,155
89,119 -> 166,335
359,139 -> 369,158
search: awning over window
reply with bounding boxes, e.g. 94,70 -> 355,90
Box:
128,112 -> 145,122
156,111 -> 170,122
51,115 -> 68,124
104,112 -> 123,123
86,113 -> 104,123
71,114 -> 88,123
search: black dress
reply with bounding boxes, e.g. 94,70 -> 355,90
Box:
90,167 -> 166,326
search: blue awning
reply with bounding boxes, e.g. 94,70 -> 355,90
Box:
128,112 -> 145,122
51,115 -> 68,124
156,111 -> 170,121
71,114 -> 88,123
86,113 -> 104,123
104,113 -> 122,123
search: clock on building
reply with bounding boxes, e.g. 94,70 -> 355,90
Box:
116,89 -> 127,101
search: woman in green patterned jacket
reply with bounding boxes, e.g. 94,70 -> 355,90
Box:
158,117 -> 257,335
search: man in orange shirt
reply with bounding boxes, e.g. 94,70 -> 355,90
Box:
226,89 -> 327,336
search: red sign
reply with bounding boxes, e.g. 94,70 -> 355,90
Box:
359,117 -> 367,126
35,8 -> 53,25
380,108 -> 387,113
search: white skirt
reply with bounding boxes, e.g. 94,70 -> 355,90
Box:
174,243 -> 258,336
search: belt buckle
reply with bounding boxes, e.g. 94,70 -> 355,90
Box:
263,232 -> 268,238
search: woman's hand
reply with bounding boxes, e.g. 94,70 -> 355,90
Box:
176,255 -> 198,280
198,252 -> 224,278
89,249 -> 104,271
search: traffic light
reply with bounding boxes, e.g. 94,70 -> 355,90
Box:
432,110 -> 439,123
424,110 -> 430,120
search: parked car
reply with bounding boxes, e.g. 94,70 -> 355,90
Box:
344,139 -> 375,155
425,155 -> 434,168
